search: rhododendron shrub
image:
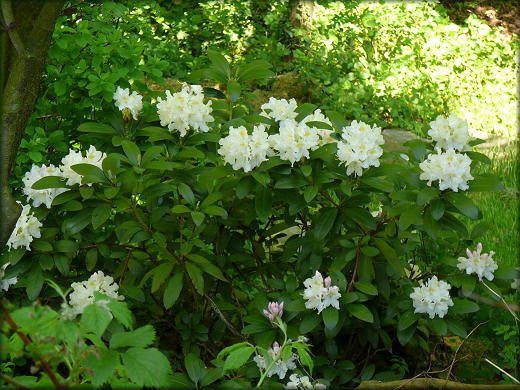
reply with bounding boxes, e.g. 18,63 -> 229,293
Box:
1,52 -> 516,388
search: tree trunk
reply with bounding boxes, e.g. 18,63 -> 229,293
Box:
0,0 -> 63,246
288,0 -> 314,29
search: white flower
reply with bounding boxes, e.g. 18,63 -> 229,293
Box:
253,341 -> 297,380
113,86 -> 143,120
6,203 -> 42,251
156,85 -> 213,136
410,276 -> 454,319
428,113 -> 470,152
303,271 -> 341,314
419,148 -> 473,192
286,374 -> 325,389
218,125 -> 270,172
62,270 -> 124,319
22,164 -> 68,208
457,243 -> 498,281
268,120 -> 319,165
60,146 -> 107,186
336,120 -> 384,176
261,97 -> 298,122
1,263 -> 18,291
302,109 -> 335,148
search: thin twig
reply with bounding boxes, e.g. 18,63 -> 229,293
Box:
0,303 -> 64,389
0,373 -> 31,390
444,320 -> 489,384
203,294 -> 246,341
347,238 -> 362,293
481,280 -> 520,322
484,358 -> 520,384
118,248 -> 133,287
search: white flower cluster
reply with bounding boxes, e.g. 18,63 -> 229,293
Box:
6,203 -> 42,251
268,119 -> 321,165
428,113 -> 470,152
253,341 -> 297,380
22,164 -> 68,208
336,120 -> 384,177
419,148 -> 473,192
410,276 -> 453,319
156,85 -> 213,136
303,271 -> 341,314
60,145 -> 106,186
22,145 -> 106,209
217,125 -> 270,172
1,263 -> 18,291
61,270 -> 124,320
261,97 -> 298,122
457,243 -> 498,281
286,374 -> 326,390
113,86 -> 143,120
302,109 -> 335,148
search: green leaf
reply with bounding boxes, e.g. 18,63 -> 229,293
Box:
141,145 -> 163,166
450,298 -> 479,314
81,304 -> 112,338
92,204 -> 111,229
446,193 -> 479,220
397,324 -> 416,346
446,318 -> 467,338
106,301 -> 132,329
54,79 -> 67,96
170,373 -> 196,389
71,163 -> 108,184
416,187 -> 440,206
304,186 -> 318,203
372,238 -> 403,277
163,272 -> 184,309
178,183 -> 195,204
62,209 -> 93,235
110,325 -> 155,349
227,81 -> 241,102
54,240 -> 77,253
325,110 -> 348,129
186,262 -> 204,294
223,346 -> 255,371
399,205 -> 422,230
295,344 -> 313,375
430,199 -> 445,220
361,176 -> 394,192
26,266 -> 43,300
84,349 -> 120,387
54,254 -> 70,276
354,281 -> 378,296
294,103 -> 318,121
313,208 -> 337,241
255,186 -> 272,223
345,208 -> 376,230
470,221 -> 490,240
78,122 -> 116,134
171,204 -> 191,214
429,317 -> 447,335
322,307 -> 339,329
200,368 -> 223,387
468,174 -> 504,192
202,205 -> 228,218
185,353 -> 206,385
191,211 -> 205,226
31,175 -> 68,189
347,304 -> 374,323
299,313 -> 321,333
207,49 -> 231,79
122,347 -> 173,388
274,175 -> 307,189
121,140 -> 141,166
397,310 -> 417,331
237,60 -> 274,81
187,254 -> 225,281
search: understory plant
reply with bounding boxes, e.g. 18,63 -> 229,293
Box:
1,51 -> 518,389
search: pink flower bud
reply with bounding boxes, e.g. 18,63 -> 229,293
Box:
477,242 -> 482,253
466,248 -> 473,258
324,276 -> 332,288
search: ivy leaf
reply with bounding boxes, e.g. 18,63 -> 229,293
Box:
122,347 -> 173,388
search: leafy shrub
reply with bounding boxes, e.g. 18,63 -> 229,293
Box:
1,50 -> 517,388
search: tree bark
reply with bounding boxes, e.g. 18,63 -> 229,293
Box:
0,0 -> 64,246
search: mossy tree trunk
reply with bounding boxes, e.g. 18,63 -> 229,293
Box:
0,0 -> 63,246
